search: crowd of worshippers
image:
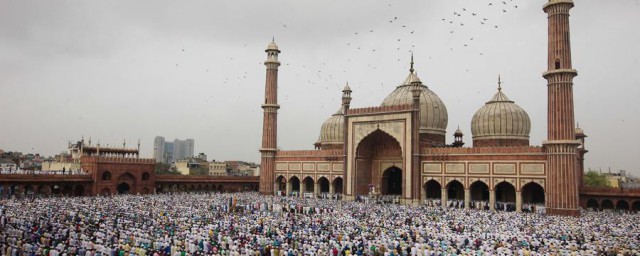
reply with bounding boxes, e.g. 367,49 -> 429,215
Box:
1,192 -> 639,256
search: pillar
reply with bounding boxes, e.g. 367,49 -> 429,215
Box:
420,186 -> 426,204
489,190 -> 496,211
301,182 -> 306,197
314,182 -> 320,197
516,190 -> 523,212
273,181 -> 279,195
464,189 -> 470,210
286,181 -> 292,196
441,188 -> 448,208
329,183 -> 335,198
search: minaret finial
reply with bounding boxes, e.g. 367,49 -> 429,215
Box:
409,53 -> 415,73
272,36 -> 275,43
497,74 -> 502,91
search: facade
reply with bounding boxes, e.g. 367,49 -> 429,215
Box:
175,158 -> 209,175
0,139 -> 258,196
259,0 -> 587,216
209,161 -> 227,176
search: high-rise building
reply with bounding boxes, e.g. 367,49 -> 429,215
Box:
153,136 -> 194,163
153,136 -> 165,163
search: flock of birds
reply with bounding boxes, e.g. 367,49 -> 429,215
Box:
172,0 -> 522,110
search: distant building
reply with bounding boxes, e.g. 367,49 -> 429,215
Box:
196,153 -> 207,161
603,170 -> 629,188
175,158 -> 208,175
209,161 -> 227,176
225,161 -> 259,176
153,136 -> 194,163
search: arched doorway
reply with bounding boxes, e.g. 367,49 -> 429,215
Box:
522,182 -> 545,204
276,176 -> 287,193
495,182 -> 516,202
470,181 -> 489,201
302,177 -> 314,193
446,180 -> 464,201
424,180 -> 441,199
38,185 -> 51,195
52,185 -> 61,195
24,185 -> 34,196
616,200 -> 630,211
62,184 -> 73,195
332,177 -> 343,194
381,167 -> 402,195
355,129 -> 402,196
632,201 -> 640,211
117,173 -> 136,194
73,185 -> 84,196
586,199 -> 599,209
318,177 -> 330,193
601,199 -> 614,209
289,177 -> 300,193
117,183 -> 131,194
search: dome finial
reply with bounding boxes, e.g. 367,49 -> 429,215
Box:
409,52 -> 415,74
497,74 -> 502,91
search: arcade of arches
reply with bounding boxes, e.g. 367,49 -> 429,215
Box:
275,175 -> 343,197
422,180 -> 546,211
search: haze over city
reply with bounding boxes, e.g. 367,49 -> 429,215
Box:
1,1 -> 639,174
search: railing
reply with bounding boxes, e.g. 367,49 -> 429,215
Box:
0,170 -> 90,175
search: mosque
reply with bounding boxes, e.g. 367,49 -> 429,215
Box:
259,0 -> 586,216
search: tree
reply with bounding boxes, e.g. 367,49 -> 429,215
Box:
584,169 -> 611,187
155,162 -> 179,175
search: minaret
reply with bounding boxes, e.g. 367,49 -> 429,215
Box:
542,0 -> 581,216
409,55 -> 422,204
259,39 -> 281,195
341,82 -> 352,197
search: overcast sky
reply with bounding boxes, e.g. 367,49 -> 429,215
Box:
1,0 -> 639,175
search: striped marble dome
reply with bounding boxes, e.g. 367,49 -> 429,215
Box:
381,72 -> 448,135
316,108 -> 345,145
471,87 -> 531,141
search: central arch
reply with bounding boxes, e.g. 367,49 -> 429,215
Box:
117,183 -> 130,194
355,129 -> 403,196
381,167 -> 402,195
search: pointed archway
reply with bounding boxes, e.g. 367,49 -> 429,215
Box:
470,181 -> 489,201
332,177 -> 343,194
117,183 -> 130,194
586,199 -> 599,209
318,177 -> 330,193
424,180 -> 441,199
446,180 -> 464,201
289,176 -> 300,194
495,182 -> 516,202
616,200 -> 630,211
355,129 -> 403,196
275,175 -> 287,193
522,182 -> 545,204
302,177 -> 315,194
381,167 -> 402,195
